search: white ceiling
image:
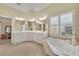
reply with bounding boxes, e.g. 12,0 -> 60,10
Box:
3,3 -> 51,12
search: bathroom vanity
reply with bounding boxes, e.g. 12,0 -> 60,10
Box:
11,31 -> 47,44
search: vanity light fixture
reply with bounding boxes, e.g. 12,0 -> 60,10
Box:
29,18 -> 36,22
36,20 -> 42,24
15,17 -> 24,21
28,15 -> 47,22
39,16 -> 47,21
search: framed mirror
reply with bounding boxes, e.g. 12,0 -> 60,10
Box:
5,26 -> 11,33
5,26 -> 12,39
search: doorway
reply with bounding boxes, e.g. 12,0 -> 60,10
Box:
0,16 -> 11,44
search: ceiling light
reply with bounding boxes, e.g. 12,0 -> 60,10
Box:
16,3 -> 21,6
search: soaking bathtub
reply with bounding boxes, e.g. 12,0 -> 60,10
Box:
43,38 -> 79,56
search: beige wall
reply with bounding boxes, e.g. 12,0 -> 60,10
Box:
73,8 -> 79,42
12,20 -> 25,31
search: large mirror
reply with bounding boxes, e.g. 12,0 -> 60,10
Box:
5,26 -> 11,39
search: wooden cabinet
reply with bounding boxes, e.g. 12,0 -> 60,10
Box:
1,33 -> 11,39
1,34 -> 7,39
0,26 -> 11,39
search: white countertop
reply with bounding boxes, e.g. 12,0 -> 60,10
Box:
11,30 -> 47,44
12,31 -> 47,33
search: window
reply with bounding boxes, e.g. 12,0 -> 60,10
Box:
60,13 -> 73,39
49,13 -> 73,39
49,16 -> 59,37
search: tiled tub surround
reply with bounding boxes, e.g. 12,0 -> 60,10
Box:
11,31 -> 47,44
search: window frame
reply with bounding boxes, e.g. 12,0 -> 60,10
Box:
49,12 -> 73,39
